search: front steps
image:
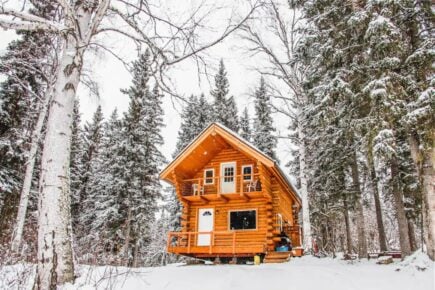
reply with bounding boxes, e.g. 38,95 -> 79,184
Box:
263,251 -> 292,263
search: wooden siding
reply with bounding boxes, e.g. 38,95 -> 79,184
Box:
184,199 -> 269,251
270,175 -> 301,247
190,147 -> 259,195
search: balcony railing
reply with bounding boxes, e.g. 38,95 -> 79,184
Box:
167,231 -> 266,255
181,174 -> 262,196
167,231 -> 237,255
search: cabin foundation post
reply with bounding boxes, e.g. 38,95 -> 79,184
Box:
214,256 -> 221,264
229,256 -> 237,264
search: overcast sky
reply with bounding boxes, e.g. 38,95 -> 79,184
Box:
0,2 -> 296,177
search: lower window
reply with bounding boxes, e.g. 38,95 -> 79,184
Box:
229,210 -> 256,230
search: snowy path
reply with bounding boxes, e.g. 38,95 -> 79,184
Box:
1,255 -> 433,290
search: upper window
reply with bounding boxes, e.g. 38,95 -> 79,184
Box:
242,165 -> 253,182
204,169 -> 214,185
229,210 -> 257,230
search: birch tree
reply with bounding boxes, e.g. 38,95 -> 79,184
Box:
0,1 -> 60,254
0,0 -> 260,288
239,0 -> 313,251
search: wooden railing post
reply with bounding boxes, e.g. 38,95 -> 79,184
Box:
188,232 -> 191,254
239,175 -> 243,194
198,178 -> 202,195
232,231 -> 236,254
209,231 -> 214,254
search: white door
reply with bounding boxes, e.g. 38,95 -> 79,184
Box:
220,162 -> 236,193
197,208 -> 214,246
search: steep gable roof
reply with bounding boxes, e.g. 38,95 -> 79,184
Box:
160,122 -> 301,205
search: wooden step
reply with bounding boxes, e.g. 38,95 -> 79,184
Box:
263,251 -> 291,263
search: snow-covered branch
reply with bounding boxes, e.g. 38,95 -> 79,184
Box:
0,6 -> 66,32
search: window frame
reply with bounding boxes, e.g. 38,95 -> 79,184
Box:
228,209 -> 258,231
241,165 -> 253,182
203,168 -> 215,185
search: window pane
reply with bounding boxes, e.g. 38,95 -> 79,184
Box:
243,166 -> 252,180
224,167 -> 234,182
205,170 -> 213,184
230,210 -> 256,230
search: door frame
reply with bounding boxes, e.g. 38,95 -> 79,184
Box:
196,206 -> 215,246
220,161 -> 237,194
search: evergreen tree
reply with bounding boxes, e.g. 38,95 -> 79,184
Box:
86,109 -> 126,263
164,187 -> 182,232
197,94 -> 213,128
294,0 -> 434,257
174,94 -> 212,156
0,1 -> 57,210
0,0 -> 58,251
226,95 -> 239,132
121,50 -> 165,266
78,105 -> 104,208
240,107 -> 252,141
296,0 -> 369,256
210,59 -> 239,131
70,99 -> 83,220
253,77 -> 277,160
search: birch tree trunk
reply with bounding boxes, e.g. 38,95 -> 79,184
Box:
35,34 -> 84,288
298,117 -> 312,252
390,156 -> 412,257
11,78 -> 55,253
351,150 -> 368,258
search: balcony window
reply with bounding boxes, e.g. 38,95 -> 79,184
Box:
242,165 -> 253,182
229,210 -> 257,230
204,169 -> 214,185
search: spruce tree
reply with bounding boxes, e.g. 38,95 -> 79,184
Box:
240,107 -> 252,141
226,95 -> 239,132
70,99 -> 83,221
87,109 -> 125,263
0,0 -> 58,249
174,94 -> 212,156
78,105 -> 104,208
210,59 -> 239,131
121,50 -> 165,266
253,77 -> 277,160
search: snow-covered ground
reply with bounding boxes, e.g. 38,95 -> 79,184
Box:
1,252 -> 433,290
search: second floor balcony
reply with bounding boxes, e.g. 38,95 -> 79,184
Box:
180,174 -> 263,202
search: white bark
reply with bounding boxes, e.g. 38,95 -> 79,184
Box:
35,4 -> 94,287
11,78 -> 56,253
35,37 -> 82,289
298,117 -> 312,251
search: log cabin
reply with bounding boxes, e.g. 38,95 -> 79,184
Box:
160,122 -> 303,263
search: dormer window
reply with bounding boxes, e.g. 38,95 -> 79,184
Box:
204,169 -> 214,185
242,165 -> 253,182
